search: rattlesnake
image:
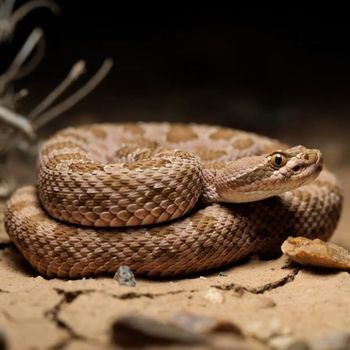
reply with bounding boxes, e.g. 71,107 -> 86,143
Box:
4,123 -> 343,278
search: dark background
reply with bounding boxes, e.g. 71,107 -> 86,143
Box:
2,2 -> 350,164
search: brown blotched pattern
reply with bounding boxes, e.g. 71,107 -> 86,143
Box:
209,128 -> 238,140
4,122 -> 343,278
166,124 -> 198,142
232,137 -> 254,150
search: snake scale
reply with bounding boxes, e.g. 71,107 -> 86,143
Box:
4,123 -> 343,278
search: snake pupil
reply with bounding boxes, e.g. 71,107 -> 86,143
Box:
275,154 -> 282,166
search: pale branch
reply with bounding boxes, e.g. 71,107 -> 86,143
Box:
10,0 -> 60,27
0,28 -> 43,94
0,0 -> 15,19
0,89 -> 28,111
0,0 -> 15,41
3,27 -> 43,79
33,58 -> 114,129
29,60 -> 86,120
12,31 -> 46,82
0,0 -> 59,42
0,105 -> 35,138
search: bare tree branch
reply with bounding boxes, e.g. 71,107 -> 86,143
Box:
29,60 -> 86,119
0,0 -> 59,42
33,58 -> 114,129
10,0 -> 60,26
0,0 -> 15,19
0,28 -> 43,94
0,105 -> 35,138
13,32 -> 46,80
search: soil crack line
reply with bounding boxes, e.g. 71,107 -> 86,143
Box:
213,268 -> 300,295
108,289 -> 184,300
45,289 -> 87,350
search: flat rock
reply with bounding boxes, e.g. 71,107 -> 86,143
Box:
282,237 -> 350,270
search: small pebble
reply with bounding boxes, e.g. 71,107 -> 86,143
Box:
169,312 -> 242,336
114,266 -> 136,287
111,314 -> 205,348
269,335 -> 310,350
245,318 -> 291,341
310,332 -> 350,350
34,276 -> 45,281
202,287 -> 225,304
218,271 -> 227,277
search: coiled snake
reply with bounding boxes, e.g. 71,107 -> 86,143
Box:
4,123 -> 343,278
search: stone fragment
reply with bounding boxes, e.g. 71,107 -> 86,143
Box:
281,237 -> 350,270
111,314 -> 205,348
245,318 -> 291,341
201,287 -> 225,304
310,332 -> 350,350
269,335 -> 310,350
113,265 -> 136,287
169,312 -> 243,336
218,271 -> 227,277
245,318 -> 309,350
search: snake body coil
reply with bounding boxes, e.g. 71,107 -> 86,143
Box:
4,123 -> 343,278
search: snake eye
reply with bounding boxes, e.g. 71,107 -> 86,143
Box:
269,153 -> 287,168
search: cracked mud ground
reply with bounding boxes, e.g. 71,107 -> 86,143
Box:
0,167 -> 349,350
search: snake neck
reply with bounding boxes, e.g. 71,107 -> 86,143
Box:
200,156 -> 267,204
202,156 -> 272,204
200,167 -> 220,204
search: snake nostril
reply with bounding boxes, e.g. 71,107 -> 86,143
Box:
292,165 -> 301,172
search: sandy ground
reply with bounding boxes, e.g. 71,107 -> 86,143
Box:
0,152 -> 349,350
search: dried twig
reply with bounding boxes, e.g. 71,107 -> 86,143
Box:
12,30 -> 45,80
0,28 -> 43,95
0,0 -> 59,41
10,0 -> 60,23
0,0 -> 15,19
0,0 -> 15,40
0,105 -> 35,138
33,58 -> 114,129
29,60 -> 86,119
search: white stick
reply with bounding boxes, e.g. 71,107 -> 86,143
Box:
0,28 -> 43,94
0,0 -> 15,19
29,60 -> 86,120
10,0 -> 60,26
0,105 -> 35,138
33,58 -> 114,129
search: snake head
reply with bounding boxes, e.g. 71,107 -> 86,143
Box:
216,145 -> 323,203
268,145 -> 323,183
